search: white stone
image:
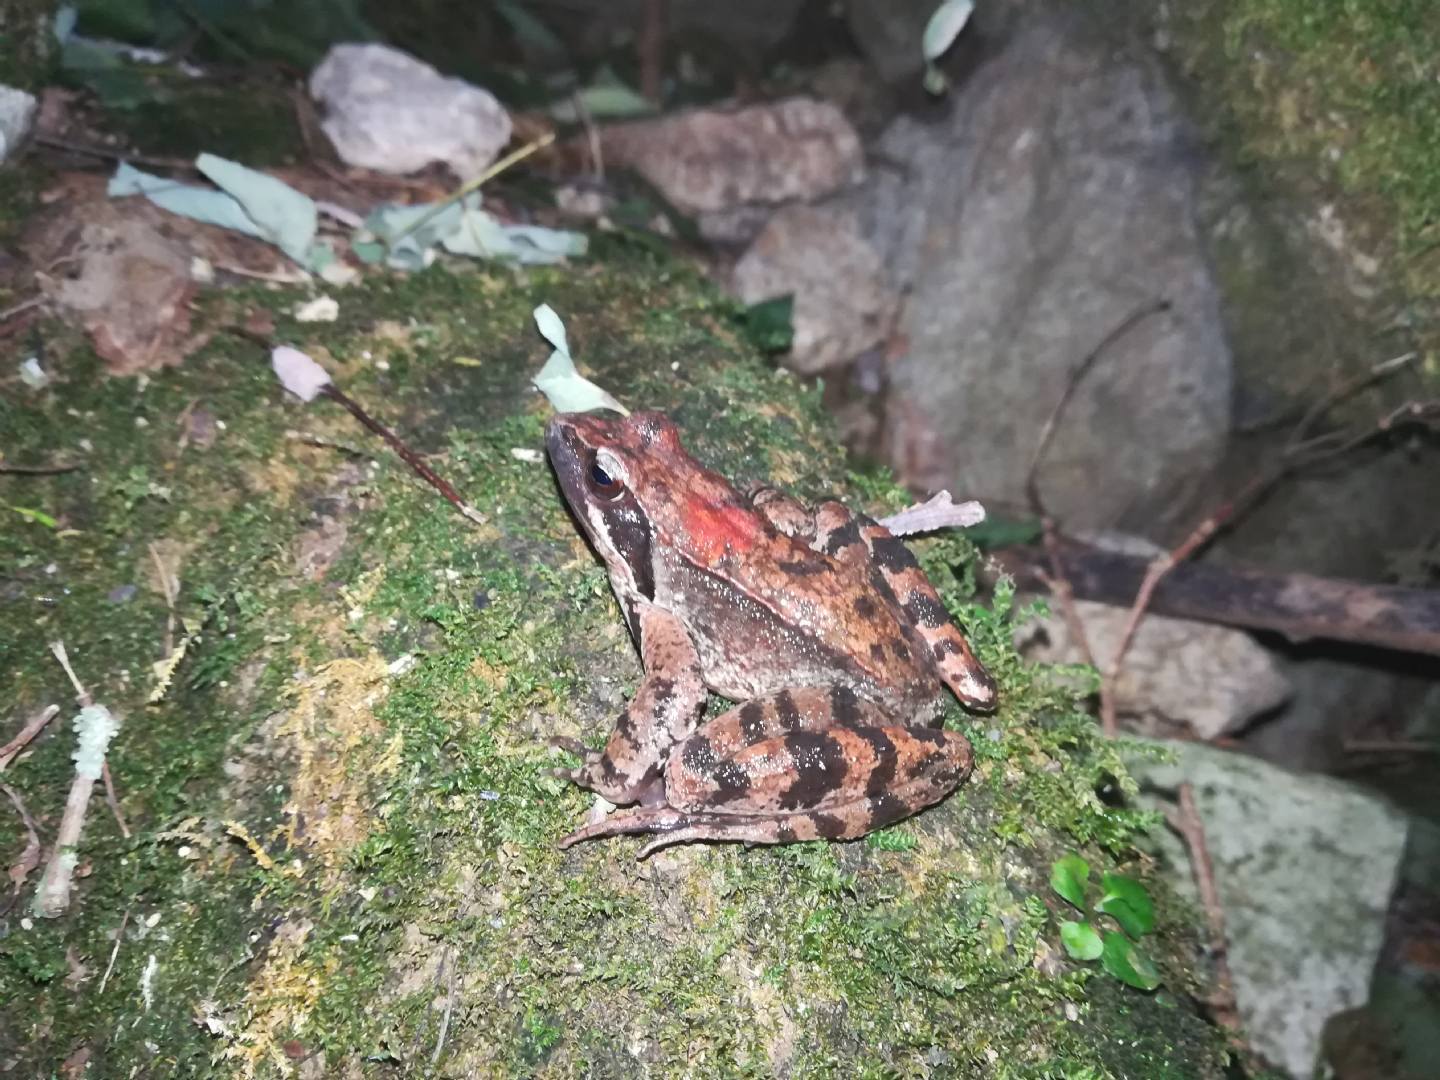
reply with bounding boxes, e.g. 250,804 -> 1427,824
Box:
309,44 -> 511,179
1132,740 -> 1408,1078
0,85 -> 38,164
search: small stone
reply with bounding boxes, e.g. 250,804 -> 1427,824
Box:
310,44 -> 512,179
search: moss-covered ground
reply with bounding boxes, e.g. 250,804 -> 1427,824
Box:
1154,0 -> 1440,381
1,250 -> 1227,1075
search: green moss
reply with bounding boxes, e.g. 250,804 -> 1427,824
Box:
104,80 -> 306,166
0,254 -> 1225,1075
1157,0 -> 1440,373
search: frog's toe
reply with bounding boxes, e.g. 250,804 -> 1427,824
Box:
548,734 -> 591,757
558,805 -> 690,849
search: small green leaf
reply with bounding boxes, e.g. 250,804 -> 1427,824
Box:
1098,873 -> 1155,937
1050,854 -> 1090,911
9,505 -> 58,528
1101,931 -> 1161,991
1060,920 -> 1102,961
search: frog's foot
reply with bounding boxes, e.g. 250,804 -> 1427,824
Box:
559,791 -> 952,859
548,736 -> 665,807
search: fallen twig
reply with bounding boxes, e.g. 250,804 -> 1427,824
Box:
102,761 -> 132,840
430,945 -> 460,1068
32,642 -> 122,918
999,542 -> 1440,657
1342,738 -> 1438,755
2,781 -> 42,915
271,345 -> 486,525
0,704 -> 61,771
0,460 -> 82,475
1024,300 -> 1170,731
1166,782 -> 1241,1033
97,908 -> 132,995
639,0 -> 668,103
1025,336 -> 1430,736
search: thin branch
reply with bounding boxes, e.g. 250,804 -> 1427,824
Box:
430,946 -> 460,1068
1024,300 -> 1168,728
317,384 -> 486,525
1,781 -> 42,915
50,640 -> 92,706
102,761 -> 132,840
1023,299 -> 1171,512
0,460 -> 82,476
0,704 -> 61,771
0,296 -> 45,324
386,132 -> 557,247
34,134 -> 193,173
1166,783 -> 1241,1033
97,908 -> 132,995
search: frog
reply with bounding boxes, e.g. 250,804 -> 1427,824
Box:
546,410 -> 997,857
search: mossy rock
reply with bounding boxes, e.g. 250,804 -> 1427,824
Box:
0,251 -> 1228,1076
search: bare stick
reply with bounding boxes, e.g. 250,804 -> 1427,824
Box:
51,640 -> 92,706
318,385 -> 486,525
1166,783 -> 1241,1032
97,908 -> 132,994
430,946 -> 460,1068
2,781 -> 42,915
1022,299 -> 1171,511
386,132 -> 557,247
0,704 -> 60,771
33,642 -> 121,918
102,761 -> 132,840
1343,738 -> 1438,755
0,460 -> 83,475
1024,302 -> 1168,719
639,0 -> 668,103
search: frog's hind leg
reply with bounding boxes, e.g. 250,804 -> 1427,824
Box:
813,501 -> 997,711
559,782 -> 964,858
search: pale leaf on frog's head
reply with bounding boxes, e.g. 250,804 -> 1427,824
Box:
530,304 -> 629,416
879,490 -> 985,537
272,345 -> 333,402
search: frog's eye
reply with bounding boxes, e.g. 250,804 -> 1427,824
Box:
587,454 -> 625,500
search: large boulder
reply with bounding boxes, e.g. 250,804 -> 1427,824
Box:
855,12 -> 1231,534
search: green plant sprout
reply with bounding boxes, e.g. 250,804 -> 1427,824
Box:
1050,854 -> 1160,991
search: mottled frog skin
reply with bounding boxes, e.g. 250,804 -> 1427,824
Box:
546,411 -> 996,856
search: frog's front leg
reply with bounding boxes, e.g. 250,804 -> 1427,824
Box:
559,685 -> 972,855
552,602 -> 705,806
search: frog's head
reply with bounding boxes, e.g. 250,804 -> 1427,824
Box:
546,411 -> 678,606
547,411 -> 762,613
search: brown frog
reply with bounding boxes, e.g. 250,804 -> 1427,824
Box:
547,410 -> 996,856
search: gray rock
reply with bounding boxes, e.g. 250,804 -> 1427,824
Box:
1016,598 -> 1292,740
309,44 -> 512,179
731,204 -> 899,374
0,85 -> 38,164
856,13 -> 1231,534
1132,741 -> 1408,1078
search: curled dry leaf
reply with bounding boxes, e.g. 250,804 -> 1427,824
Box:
879,490 -> 985,536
